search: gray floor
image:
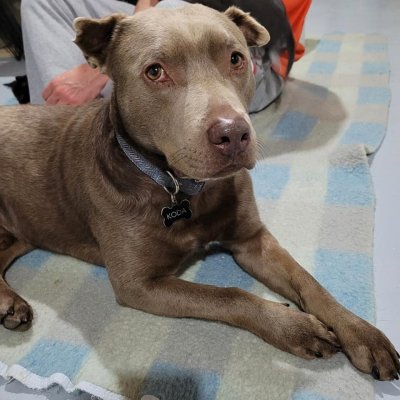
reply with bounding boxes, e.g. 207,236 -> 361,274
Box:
1,0 -> 399,399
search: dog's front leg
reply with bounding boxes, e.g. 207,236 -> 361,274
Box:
104,250 -> 339,360
226,226 -> 400,380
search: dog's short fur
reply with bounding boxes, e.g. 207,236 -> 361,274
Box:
0,5 -> 398,381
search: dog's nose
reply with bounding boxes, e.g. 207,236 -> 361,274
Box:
207,118 -> 251,156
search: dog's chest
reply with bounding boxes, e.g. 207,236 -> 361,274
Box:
166,206 -> 235,252
145,180 -> 239,253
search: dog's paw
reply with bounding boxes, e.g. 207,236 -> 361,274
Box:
338,319 -> 400,381
269,306 -> 341,360
0,289 -> 33,331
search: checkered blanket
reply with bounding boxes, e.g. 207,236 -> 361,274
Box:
0,34 -> 390,400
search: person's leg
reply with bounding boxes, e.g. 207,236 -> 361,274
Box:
155,0 -> 188,9
21,0 -> 133,104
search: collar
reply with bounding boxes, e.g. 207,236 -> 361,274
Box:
115,131 -> 205,196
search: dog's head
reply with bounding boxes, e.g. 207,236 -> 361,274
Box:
74,4 -> 269,180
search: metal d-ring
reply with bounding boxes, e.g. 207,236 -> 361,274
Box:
163,171 -> 180,205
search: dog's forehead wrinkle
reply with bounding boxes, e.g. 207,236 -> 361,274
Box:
141,34 -> 235,66
119,10 -> 243,66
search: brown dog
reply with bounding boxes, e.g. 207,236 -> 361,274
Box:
0,4 -> 399,381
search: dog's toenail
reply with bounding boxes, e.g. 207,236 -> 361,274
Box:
394,374 -> 399,380
315,352 -> 323,358
372,366 -> 380,380
7,307 -> 14,316
283,303 -> 290,307
396,351 -> 400,358
327,326 -> 334,332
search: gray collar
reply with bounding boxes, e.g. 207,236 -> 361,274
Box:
115,131 -> 204,196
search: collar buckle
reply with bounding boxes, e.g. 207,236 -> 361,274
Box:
163,171 -> 180,206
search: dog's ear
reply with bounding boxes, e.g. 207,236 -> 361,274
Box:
73,13 -> 127,71
224,6 -> 270,47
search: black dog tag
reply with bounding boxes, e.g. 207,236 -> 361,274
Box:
161,199 -> 192,227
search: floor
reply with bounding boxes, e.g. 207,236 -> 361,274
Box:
0,0 -> 399,399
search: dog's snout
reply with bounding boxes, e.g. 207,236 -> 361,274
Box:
207,118 -> 251,156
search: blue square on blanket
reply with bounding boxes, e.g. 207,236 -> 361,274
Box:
362,62 -> 389,75
141,361 -> 220,400
358,87 -> 390,104
309,62 -> 336,75
316,39 -> 341,53
314,249 -> 374,322
194,253 -> 254,291
326,164 -> 373,206
272,111 -> 317,141
364,42 -> 387,52
12,249 -> 51,269
341,122 -> 385,149
292,389 -> 333,400
90,264 -> 108,280
251,164 -> 290,200
18,339 -> 90,379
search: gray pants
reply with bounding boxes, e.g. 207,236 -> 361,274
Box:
21,0 -> 283,111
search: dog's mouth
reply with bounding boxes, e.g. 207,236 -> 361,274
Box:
209,160 -> 255,178
172,157 -> 256,181
166,134 -> 257,181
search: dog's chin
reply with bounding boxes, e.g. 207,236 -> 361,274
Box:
172,159 -> 256,181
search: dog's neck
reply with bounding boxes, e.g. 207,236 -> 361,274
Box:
105,98 -> 204,197
109,95 -> 169,171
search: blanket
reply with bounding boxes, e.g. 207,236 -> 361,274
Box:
0,33 -> 390,399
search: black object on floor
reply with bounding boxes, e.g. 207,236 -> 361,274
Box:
4,75 -> 30,104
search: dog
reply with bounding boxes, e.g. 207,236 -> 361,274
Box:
0,4 -> 399,381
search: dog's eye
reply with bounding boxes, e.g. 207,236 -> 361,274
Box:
231,52 -> 244,68
145,64 -> 165,81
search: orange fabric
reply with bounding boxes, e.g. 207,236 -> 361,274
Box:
279,0 -> 312,76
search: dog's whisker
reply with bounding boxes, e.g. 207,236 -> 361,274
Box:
255,140 -> 268,160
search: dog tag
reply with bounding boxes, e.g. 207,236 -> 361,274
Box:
161,199 -> 192,228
